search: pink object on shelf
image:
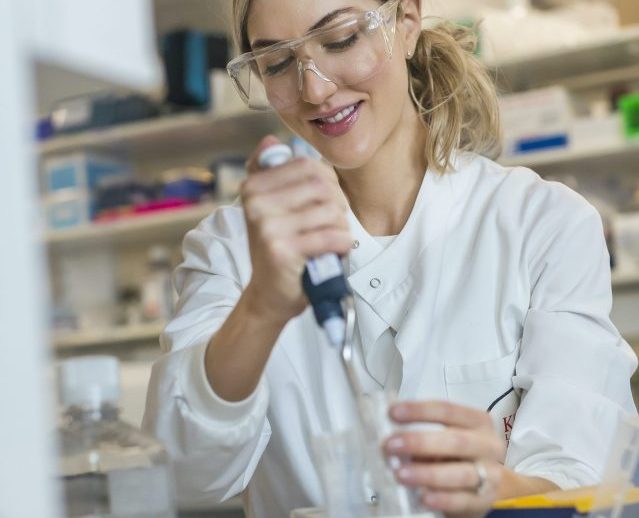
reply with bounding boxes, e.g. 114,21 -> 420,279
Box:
132,199 -> 196,214
94,199 -> 198,223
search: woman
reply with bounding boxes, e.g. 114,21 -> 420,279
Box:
143,1 -> 637,517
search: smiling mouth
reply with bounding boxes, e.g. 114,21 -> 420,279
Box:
312,102 -> 361,124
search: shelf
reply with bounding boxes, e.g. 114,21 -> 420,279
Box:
51,276 -> 637,350
498,139 -> 639,175
488,25 -> 639,92
38,110 -> 282,160
53,321 -> 165,350
46,202 -> 219,251
612,271 -> 639,290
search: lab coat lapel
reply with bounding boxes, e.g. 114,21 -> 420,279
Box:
346,213 -> 393,387
348,168 -> 459,398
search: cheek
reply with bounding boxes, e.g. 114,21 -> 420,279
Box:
362,56 -> 411,134
277,113 -> 307,141
376,55 -> 410,111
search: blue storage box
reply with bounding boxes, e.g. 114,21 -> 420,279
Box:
44,190 -> 91,230
42,152 -> 130,194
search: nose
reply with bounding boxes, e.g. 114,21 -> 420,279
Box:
299,62 -> 337,105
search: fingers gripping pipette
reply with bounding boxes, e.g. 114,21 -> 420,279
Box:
257,144 -> 362,397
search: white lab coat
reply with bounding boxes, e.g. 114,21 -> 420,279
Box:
143,153 -> 637,518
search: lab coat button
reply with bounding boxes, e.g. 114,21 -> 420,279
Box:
352,240 -> 360,249
370,278 -> 381,288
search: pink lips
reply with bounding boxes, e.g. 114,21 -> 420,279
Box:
312,102 -> 362,137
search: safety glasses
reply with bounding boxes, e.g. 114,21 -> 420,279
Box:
227,0 -> 401,111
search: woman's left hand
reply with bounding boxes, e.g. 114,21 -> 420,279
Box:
384,401 -> 506,518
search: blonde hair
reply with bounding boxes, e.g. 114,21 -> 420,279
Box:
232,0 -> 502,173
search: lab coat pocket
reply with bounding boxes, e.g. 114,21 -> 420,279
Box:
444,349 -> 520,445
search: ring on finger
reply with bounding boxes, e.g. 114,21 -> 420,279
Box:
473,461 -> 490,496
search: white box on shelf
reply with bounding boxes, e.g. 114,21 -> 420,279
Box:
43,189 -> 91,230
569,114 -> 625,152
613,211 -> 639,278
42,151 -> 130,194
59,246 -> 117,330
499,86 -> 574,157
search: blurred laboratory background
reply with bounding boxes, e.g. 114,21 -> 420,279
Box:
32,0 -> 639,516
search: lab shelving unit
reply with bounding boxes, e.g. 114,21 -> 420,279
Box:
40,3 -> 250,516
41,108 -> 282,518
46,201 -> 219,251
39,110 -> 279,160
487,25 -> 639,93
53,321 -> 167,350
42,109 -> 283,356
499,139 -> 639,175
491,25 -> 639,350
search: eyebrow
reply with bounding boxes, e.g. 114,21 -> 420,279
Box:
250,7 -> 356,50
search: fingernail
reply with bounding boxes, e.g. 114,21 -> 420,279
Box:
386,437 -> 405,451
396,467 -> 412,481
424,492 -> 438,507
390,404 -> 408,420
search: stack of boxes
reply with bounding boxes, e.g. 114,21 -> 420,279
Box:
42,152 -> 131,230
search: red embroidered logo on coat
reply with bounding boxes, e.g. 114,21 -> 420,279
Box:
503,414 -> 515,446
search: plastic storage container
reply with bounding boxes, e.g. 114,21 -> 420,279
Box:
44,189 -> 92,230
141,245 -> 175,322
43,152 -> 130,194
57,355 -> 176,517
42,152 -> 131,229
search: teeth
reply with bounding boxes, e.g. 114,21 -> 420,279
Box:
319,103 -> 357,124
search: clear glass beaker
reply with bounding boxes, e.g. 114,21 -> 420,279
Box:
312,390 -> 443,518
312,428 -> 370,518
359,391 -> 441,518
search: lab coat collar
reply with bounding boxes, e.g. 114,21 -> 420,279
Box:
345,158 -> 469,396
347,166 -> 458,329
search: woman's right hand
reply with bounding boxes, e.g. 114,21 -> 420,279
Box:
240,135 -> 352,324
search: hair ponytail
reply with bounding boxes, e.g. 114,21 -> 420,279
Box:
407,20 -> 502,172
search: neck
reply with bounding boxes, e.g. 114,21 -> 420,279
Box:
336,100 -> 428,237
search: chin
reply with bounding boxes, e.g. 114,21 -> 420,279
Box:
297,123 -> 381,170
320,139 -> 376,170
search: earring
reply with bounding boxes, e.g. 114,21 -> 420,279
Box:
407,50 -> 413,59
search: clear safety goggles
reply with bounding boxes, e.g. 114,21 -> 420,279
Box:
226,0 -> 400,111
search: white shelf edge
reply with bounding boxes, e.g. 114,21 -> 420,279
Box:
37,109 -> 262,156
498,139 -> 639,169
53,321 -> 166,350
45,202 -> 218,245
484,25 -> 639,70
612,272 -> 639,289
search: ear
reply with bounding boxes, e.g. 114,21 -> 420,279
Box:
397,0 -> 422,58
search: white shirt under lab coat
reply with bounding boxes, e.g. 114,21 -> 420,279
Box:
142,153 -> 637,518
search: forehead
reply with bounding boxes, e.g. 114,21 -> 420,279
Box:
246,0 -> 381,44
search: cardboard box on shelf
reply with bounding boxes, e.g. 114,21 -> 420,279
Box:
610,0 -> 639,26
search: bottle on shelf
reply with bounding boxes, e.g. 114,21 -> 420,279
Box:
57,355 -> 176,517
141,245 -> 175,322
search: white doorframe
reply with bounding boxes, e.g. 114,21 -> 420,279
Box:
0,0 -> 61,516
